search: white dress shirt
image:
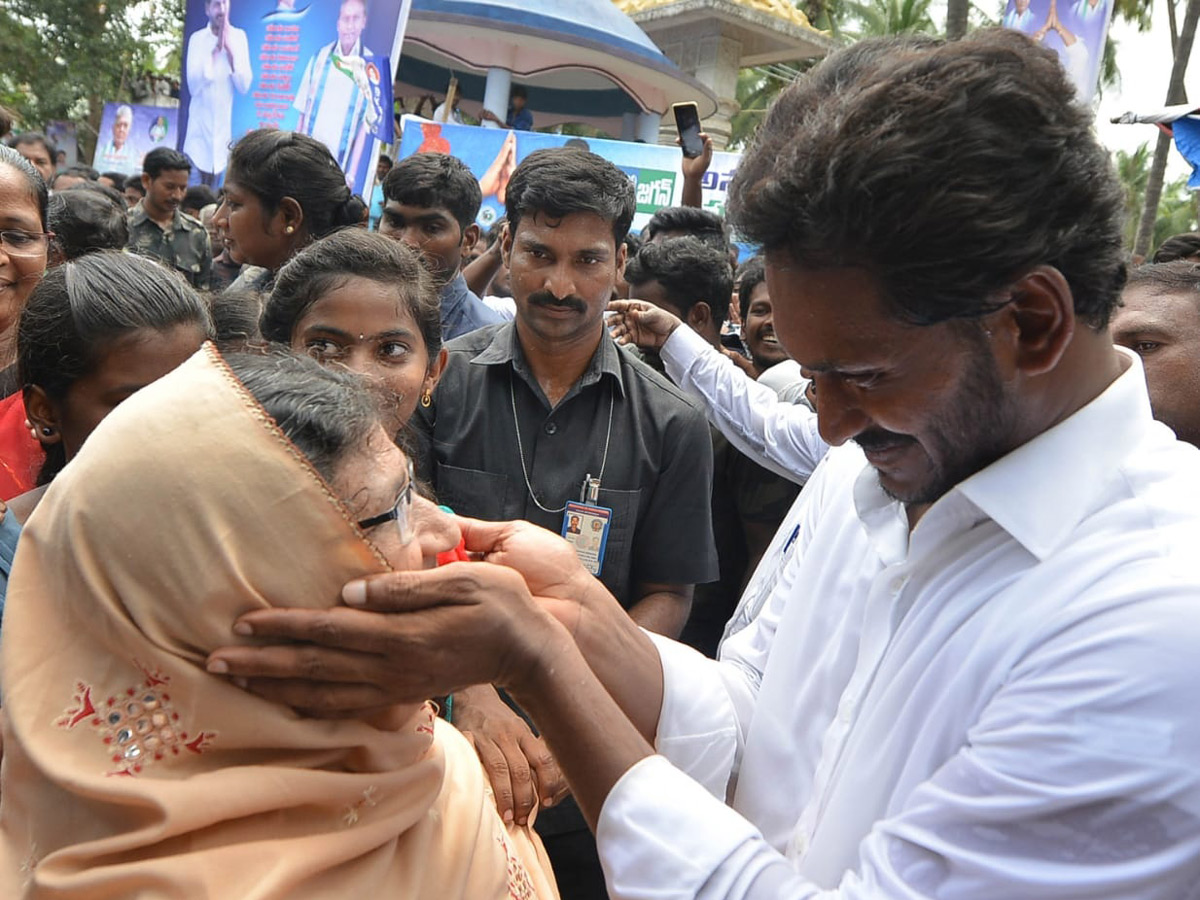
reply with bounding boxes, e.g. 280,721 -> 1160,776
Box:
659,325 -> 828,646
597,349 -> 1200,898
661,325 -> 827,485
182,24 -> 253,175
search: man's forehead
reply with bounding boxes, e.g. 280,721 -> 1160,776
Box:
514,210 -> 616,251
383,200 -> 453,220
1114,286 -> 1200,333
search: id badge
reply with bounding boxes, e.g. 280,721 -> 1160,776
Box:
561,501 -> 613,576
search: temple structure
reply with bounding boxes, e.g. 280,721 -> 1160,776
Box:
614,0 -> 836,147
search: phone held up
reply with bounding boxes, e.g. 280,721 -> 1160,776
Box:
672,102 -> 705,159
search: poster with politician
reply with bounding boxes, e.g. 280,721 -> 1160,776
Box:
177,0 -> 410,193
1001,0 -> 1112,104
92,103 -> 179,176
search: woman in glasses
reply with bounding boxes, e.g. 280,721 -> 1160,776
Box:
0,147 -> 52,498
0,347 -> 557,898
260,228 -> 445,442
0,146 -> 49,379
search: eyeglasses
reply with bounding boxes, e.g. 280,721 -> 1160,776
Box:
0,230 -> 53,258
356,458 -> 415,545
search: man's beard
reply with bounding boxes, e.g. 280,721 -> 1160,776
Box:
858,337 -> 1019,506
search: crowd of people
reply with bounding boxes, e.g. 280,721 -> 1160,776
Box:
0,25 -> 1199,899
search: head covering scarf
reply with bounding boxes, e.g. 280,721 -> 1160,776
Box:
0,344 -> 556,899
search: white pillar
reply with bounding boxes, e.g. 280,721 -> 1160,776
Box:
620,112 -> 638,142
482,67 -> 512,130
635,112 -> 661,144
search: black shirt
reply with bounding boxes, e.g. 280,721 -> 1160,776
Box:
413,322 -> 718,608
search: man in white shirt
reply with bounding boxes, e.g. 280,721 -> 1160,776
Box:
293,0 -> 377,185
207,29 -> 1200,898
182,0 -> 252,186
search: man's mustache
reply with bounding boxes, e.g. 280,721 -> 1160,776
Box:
853,428 -> 917,453
528,290 -> 587,314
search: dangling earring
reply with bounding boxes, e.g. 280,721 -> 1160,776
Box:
420,389 -> 432,408
285,225 -> 295,235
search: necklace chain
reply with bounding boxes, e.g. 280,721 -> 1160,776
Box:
509,371 -> 615,514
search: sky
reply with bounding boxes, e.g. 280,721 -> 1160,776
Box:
1095,0 -> 1199,180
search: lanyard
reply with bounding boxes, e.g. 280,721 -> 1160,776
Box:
509,370 -> 615,514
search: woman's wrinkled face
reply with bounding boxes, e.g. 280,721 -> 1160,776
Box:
293,277 -> 437,439
332,425 -> 460,569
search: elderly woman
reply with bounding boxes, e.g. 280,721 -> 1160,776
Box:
0,346 -> 556,898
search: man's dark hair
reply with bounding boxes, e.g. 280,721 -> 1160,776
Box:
48,185 -> 129,260
124,174 -> 146,196
511,85 -> 527,101
378,154 -> 393,168
227,129 -> 360,239
51,167 -> 95,188
505,147 -> 635,248
382,153 -> 481,231
728,29 -> 1126,330
0,145 -> 48,228
19,251 -> 214,484
262,228 -> 441,365
100,171 -> 127,186
736,255 -> 767,322
12,132 -> 56,163
1124,260 -> 1200,299
623,231 -> 642,259
645,206 -> 729,254
184,184 -> 218,212
625,236 -> 732,324
143,147 -> 192,179
1152,233 -> 1200,264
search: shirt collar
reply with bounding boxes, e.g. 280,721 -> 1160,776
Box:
953,348 -> 1151,560
439,273 -> 470,318
471,320 -> 626,398
851,348 -> 1156,563
130,201 -> 180,231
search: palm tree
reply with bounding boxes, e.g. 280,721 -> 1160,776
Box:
1132,0 -> 1200,259
1116,142 -> 1199,254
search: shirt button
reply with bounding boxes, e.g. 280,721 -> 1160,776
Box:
544,421 -> 558,435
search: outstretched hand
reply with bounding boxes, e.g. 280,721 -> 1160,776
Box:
607,299 -> 683,352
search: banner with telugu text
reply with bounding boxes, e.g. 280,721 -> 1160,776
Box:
396,116 -> 742,237
177,0 -> 410,194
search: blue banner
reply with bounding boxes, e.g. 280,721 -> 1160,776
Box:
92,103 -> 179,176
178,0 -> 410,194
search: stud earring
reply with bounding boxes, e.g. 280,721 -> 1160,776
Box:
420,389 -> 432,408
41,426 -> 52,436
285,225 -> 295,235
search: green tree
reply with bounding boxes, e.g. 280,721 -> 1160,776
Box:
0,0 -> 184,158
1115,142 -> 1199,255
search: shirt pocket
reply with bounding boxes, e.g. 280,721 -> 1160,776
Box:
434,464 -> 510,521
594,487 -> 641,603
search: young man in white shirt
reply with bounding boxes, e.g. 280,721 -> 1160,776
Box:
208,29 -> 1200,898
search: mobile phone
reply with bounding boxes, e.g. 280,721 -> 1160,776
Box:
672,102 -> 705,159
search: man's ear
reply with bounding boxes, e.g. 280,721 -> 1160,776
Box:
1000,265 -> 1075,379
460,223 -> 480,257
687,300 -> 714,333
615,239 -> 628,279
501,223 -> 515,269
23,385 -> 62,449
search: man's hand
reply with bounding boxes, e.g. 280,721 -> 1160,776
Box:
454,684 -> 569,825
680,132 -> 714,208
608,299 -> 683,352
206,561 -> 566,717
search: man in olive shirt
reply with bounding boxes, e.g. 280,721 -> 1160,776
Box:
127,147 -> 212,289
413,148 -> 717,900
